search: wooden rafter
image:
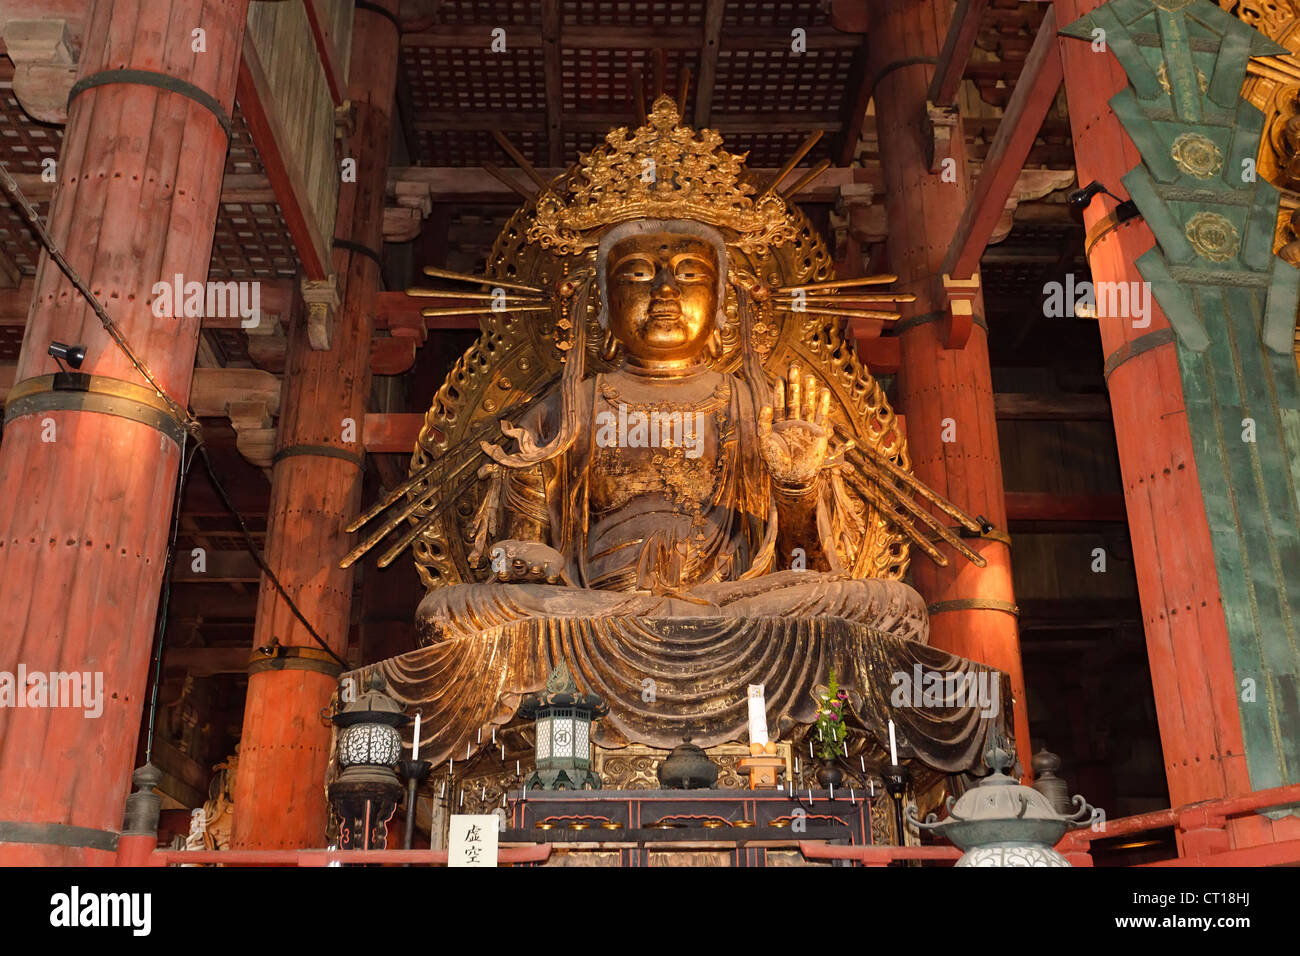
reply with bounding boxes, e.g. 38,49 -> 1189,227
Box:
303,0 -> 348,105
693,0 -> 726,128
236,36 -> 332,280
928,0 -> 992,108
541,0 -> 563,167
941,6 -> 1063,280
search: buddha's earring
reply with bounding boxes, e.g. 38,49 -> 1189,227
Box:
706,328 -> 724,359
600,328 -> 620,361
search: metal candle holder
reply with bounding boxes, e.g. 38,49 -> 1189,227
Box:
398,759 -> 432,852
882,762 -> 911,866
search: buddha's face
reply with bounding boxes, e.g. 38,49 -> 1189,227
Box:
605,232 -> 719,366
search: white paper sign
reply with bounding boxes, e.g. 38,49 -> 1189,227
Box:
448,814 -> 499,867
747,684 -> 769,746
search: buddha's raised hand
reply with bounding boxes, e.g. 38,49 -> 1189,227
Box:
758,362 -> 831,490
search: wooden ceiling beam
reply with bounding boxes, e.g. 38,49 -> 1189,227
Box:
927,0 -> 992,108
540,0 -> 563,167
399,25 -> 862,51
5,171 -> 276,205
941,6 -> 1062,281
1005,491 -> 1126,523
412,109 -> 843,134
161,645 -> 253,676
994,392 -> 1112,421
693,0 -> 727,128
389,164 -> 879,203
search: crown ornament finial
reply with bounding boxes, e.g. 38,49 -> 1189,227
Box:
528,94 -> 798,256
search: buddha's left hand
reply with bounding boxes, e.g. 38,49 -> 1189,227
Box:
759,362 -> 831,490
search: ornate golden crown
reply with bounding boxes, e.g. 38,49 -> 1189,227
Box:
528,95 -> 798,256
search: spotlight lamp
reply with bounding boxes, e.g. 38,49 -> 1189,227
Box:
47,341 -> 87,371
1066,181 -> 1138,224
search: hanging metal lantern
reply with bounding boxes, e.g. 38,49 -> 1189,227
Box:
520,662 -> 607,790
329,674 -> 409,850
906,745 -> 1097,867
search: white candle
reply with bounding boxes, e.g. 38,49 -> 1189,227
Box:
843,741 -> 848,757
850,788 -> 856,805
492,727 -> 496,743
830,783 -> 835,800
412,712 -> 421,760
808,788 -> 813,804
467,742 -> 471,759
809,740 -> 814,759
889,719 -> 898,765
460,789 -> 464,807
449,757 -> 453,776
870,779 -> 875,797
516,760 -> 520,776
746,684 -> 769,746
794,756 -> 800,775
860,756 -> 866,772
439,780 -> 445,798
481,784 -> 486,800
501,743 -> 506,760
477,728 -> 482,744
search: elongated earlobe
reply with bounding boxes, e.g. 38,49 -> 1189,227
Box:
707,328 -> 724,359
600,328 -> 620,361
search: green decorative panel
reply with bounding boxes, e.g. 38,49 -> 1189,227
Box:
1064,0 -> 1300,801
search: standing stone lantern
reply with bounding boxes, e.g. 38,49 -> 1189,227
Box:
329,675 -> 409,850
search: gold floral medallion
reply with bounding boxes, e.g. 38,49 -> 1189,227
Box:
1170,133 -> 1223,179
1185,212 -> 1240,262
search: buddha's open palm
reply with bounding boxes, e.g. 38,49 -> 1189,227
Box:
758,362 -> 831,489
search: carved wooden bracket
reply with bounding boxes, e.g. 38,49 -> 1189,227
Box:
941,272 -> 981,350
190,368 -> 282,468
3,20 -> 78,125
989,168 -> 1077,244
925,100 -> 960,174
300,275 -> 340,351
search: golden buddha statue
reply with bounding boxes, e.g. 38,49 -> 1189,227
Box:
414,215 -> 930,644
341,97 -> 998,762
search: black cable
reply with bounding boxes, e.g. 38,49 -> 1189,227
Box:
196,443 -> 348,670
144,434 -> 198,765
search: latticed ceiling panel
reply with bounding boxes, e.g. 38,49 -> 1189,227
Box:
564,0 -> 703,27
0,90 -> 61,175
723,0 -> 830,28
404,44 -> 548,113
432,0 -> 540,25
0,324 -> 26,361
0,202 -> 45,276
209,201 -> 299,280
563,47 -> 691,117
414,128 -> 549,168
734,131 -> 827,170
224,100 -> 266,177
712,47 -> 857,115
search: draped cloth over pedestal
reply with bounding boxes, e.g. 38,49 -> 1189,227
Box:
348,615 -> 1008,776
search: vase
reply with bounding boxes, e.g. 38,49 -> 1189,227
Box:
816,762 -> 843,788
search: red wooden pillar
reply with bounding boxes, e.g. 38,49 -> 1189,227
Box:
230,0 -> 400,850
868,0 -> 1031,766
1054,0 -> 1299,849
0,0 -> 247,864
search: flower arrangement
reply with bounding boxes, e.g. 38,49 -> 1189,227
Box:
814,669 -> 849,762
